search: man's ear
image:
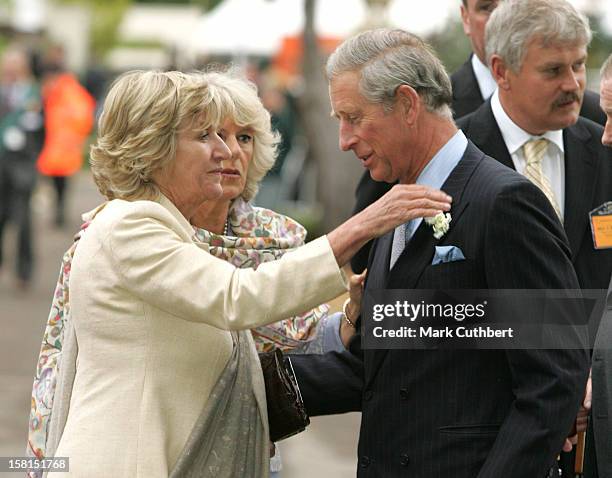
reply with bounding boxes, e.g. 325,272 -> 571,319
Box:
396,84 -> 420,125
490,54 -> 511,91
460,4 -> 471,36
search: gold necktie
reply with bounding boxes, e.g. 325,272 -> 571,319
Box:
522,139 -> 562,220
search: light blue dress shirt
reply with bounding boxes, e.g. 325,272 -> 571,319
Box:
390,130 -> 468,269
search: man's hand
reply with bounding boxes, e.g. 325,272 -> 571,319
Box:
562,369 -> 591,452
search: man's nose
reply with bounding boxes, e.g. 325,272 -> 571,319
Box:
338,122 -> 357,151
602,119 -> 612,147
561,68 -> 582,92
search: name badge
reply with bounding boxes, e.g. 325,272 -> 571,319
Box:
590,202 -> 612,249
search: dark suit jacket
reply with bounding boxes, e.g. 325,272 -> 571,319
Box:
458,101 -> 612,478
350,57 -> 606,273
456,100 -> 612,291
591,278 -> 612,477
293,142 -> 590,477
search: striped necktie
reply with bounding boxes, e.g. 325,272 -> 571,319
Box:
522,139 -> 562,221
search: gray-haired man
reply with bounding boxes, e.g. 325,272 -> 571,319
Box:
291,27 -> 589,478
457,2 -> 612,475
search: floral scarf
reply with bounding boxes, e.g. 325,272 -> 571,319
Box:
27,198 -> 327,468
193,198 -> 328,352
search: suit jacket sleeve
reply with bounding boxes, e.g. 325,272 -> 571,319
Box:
104,201 -> 347,331
290,329 -> 364,415
477,179 -> 590,477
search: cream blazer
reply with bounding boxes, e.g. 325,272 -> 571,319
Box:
53,195 -> 346,477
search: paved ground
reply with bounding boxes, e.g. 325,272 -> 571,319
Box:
0,171 -> 360,477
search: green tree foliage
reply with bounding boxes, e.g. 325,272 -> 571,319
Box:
587,14 -> 612,73
133,0 -> 223,8
57,0 -> 131,57
425,18 -> 472,76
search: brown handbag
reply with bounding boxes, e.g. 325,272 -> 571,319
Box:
258,349 -> 310,442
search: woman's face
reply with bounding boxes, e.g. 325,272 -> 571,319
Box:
217,117 -> 255,201
156,125 -> 231,217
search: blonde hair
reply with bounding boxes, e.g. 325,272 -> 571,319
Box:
90,70 -> 233,200
202,71 -> 280,201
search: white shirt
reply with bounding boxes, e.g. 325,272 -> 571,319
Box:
491,89 -> 565,219
471,54 -> 498,101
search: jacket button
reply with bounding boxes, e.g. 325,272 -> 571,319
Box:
364,390 -> 373,401
360,456 -> 371,468
400,453 -> 410,466
399,388 -> 409,400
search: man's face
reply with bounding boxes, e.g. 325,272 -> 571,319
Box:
600,75 -> 612,147
329,71 -> 411,184
460,0 -> 499,63
501,39 -> 587,134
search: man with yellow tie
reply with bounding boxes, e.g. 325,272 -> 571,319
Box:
457,1 -> 612,475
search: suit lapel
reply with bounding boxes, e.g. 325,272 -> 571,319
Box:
563,121 -> 597,258
366,232 -> 393,289
451,56 -> 484,119
462,101 -> 515,171
364,143 -> 483,386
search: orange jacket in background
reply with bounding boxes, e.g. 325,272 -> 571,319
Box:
37,73 -> 95,177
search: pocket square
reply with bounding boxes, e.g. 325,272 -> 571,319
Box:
432,245 -> 465,265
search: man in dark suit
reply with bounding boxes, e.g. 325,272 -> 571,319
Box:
453,0 -> 605,124
573,54 -> 612,478
456,2 -> 612,475
350,0 -> 606,274
291,27 -> 589,477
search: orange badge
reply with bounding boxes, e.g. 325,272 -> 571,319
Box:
590,202 -> 612,249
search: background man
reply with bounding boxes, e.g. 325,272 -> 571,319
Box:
454,0 -> 605,123
291,28 -> 589,477
0,48 -> 44,289
350,0 -> 606,274
456,2 -> 612,474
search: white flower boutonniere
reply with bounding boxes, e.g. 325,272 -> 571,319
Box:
425,212 -> 452,239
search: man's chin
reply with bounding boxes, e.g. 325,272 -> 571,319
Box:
369,170 -> 393,183
549,112 -> 580,130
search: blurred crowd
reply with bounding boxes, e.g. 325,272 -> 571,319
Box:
0,42 -> 95,290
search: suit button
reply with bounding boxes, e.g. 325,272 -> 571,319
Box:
400,453 -> 410,466
360,456 -> 371,468
399,388 -> 409,400
364,390 -> 373,401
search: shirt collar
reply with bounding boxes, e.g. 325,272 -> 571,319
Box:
471,54 -> 497,101
416,130 -> 468,189
491,89 -> 564,155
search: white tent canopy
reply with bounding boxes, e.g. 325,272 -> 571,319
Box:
189,0 -> 367,57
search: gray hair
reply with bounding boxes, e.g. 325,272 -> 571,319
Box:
601,53 -> 612,80
326,28 -> 453,119
485,0 -> 591,72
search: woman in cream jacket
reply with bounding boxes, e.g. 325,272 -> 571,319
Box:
47,70 -> 452,477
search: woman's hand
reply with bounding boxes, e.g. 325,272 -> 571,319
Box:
328,184 -> 452,267
340,269 -> 367,348
359,184 -> 452,238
